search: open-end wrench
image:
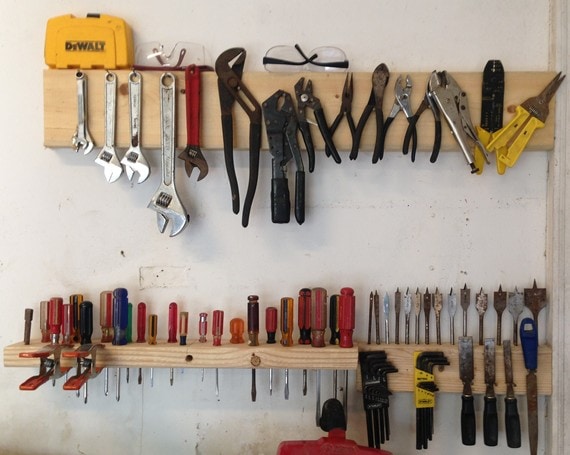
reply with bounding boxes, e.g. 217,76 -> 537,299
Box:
121,70 -> 150,183
72,71 -> 94,154
147,73 -> 189,237
95,72 -> 123,182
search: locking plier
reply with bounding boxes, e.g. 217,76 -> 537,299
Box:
429,71 -> 490,173
262,90 -> 305,224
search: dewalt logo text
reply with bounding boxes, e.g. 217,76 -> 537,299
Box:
65,41 -> 106,52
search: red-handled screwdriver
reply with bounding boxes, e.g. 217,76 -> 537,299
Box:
136,302 -> 146,385
100,291 -> 113,343
339,287 -> 355,422
298,289 -> 311,395
48,297 -> 63,345
199,312 -> 207,381
248,296 -> 260,402
78,300 -> 93,403
265,306 -> 277,395
230,318 -> 245,344
212,310 -> 224,396
148,314 -> 158,387
168,302 -> 178,385
311,287 -> 327,426
329,294 -> 340,400
62,303 -> 73,346
40,300 -> 50,343
70,294 -> 83,343
281,297 -> 294,400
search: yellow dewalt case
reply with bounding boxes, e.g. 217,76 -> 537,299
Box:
45,14 -> 134,69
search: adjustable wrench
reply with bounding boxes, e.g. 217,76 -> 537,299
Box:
121,70 -> 150,183
72,71 -> 94,154
95,72 -> 123,182
147,73 -> 189,237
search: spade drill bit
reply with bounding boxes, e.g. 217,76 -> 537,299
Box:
433,288 -> 443,345
475,288 -> 488,345
494,286 -> 507,344
374,291 -> 380,344
524,279 -> 547,330
403,288 -> 412,344
448,288 -> 457,344
394,288 -> 401,344
383,292 -> 390,344
460,285 -> 471,337
423,288 -> 432,344
413,288 -> 421,344
368,292 -> 373,344
508,288 -> 524,346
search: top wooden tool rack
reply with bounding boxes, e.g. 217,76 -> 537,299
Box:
43,70 -> 556,154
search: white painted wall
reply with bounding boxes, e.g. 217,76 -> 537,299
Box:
0,1 -> 562,454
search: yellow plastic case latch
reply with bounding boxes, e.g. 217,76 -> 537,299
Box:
45,13 -> 134,69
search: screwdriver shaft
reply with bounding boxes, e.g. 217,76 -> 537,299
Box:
285,369 -> 289,400
316,369 -> 321,427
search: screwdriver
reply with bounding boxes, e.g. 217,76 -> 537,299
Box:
113,288 -> 128,401
168,302 -> 178,386
280,297 -> 294,400
78,300 -> 93,403
136,302 -> 146,385
100,291 -> 114,343
230,318 -> 245,343
148,314 -> 158,387
212,310 -> 224,396
199,312 -> 207,381
339,287 -> 355,422
70,294 -> 83,343
298,289 -> 311,395
62,304 -> 73,345
126,303 -> 133,383
179,311 -> 188,384
48,297 -> 63,345
265,306 -> 277,396
311,287 -> 327,426
247,295 -> 259,402
329,294 -> 339,399
40,300 -> 50,343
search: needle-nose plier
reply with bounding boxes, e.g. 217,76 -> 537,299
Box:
325,73 -> 356,160
376,75 -> 417,163
215,48 -> 262,228
351,63 -> 390,161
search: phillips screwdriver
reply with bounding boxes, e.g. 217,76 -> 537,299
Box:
311,287 -> 327,426
70,294 -> 83,343
199,312 -> 207,381
394,288 -> 401,344
298,289 -> 311,395
329,294 -> 339,399
247,295 -> 259,402
168,302 -> 178,386
460,284 -> 471,337
113,288 -> 128,401
265,306 -> 277,396
413,288 -> 421,344
212,310 -> 224,396
403,288 -> 411,344
280,297 -> 294,400
148,314 -> 158,387
40,300 -> 50,343
339,287 -> 355,423
136,302 -> 146,385
448,288 -> 457,344
433,288 -> 443,345
100,291 -> 114,343
383,292 -> 390,344
24,308 -> 33,345
476,288 -> 488,345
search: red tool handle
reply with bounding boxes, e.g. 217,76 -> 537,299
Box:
185,64 -> 201,145
212,310 -> 224,346
168,302 -> 178,343
48,297 -> 63,340
298,288 -> 311,344
230,318 -> 245,344
40,300 -> 50,343
311,288 -> 327,347
70,294 -> 83,342
100,291 -> 113,343
247,295 -> 260,346
266,307 -> 278,344
62,304 -> 73,345
136,302 -> 146,343
339,287 -> 356,348
199,312 -> 208,343
280,298 -> 294,347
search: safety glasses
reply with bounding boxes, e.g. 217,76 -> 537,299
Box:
263,44 -> 349,73
135,42 -> 211,69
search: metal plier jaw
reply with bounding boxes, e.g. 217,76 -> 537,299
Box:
62,343 -> 104,403
216,48 -> 262,228
18,344 -> 71,390
393,75 -> 415,118
428,71 -> 490,173
262,90 -> 305,224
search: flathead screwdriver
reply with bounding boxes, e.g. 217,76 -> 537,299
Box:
247,295 -> 260,402
311,287 -> 327,426
148,314 -> 158,387
265,306 -> 277,396
168,302 -> 178,386
298,289 -> 311,395
113,288 -> 128,401
100,291 -> 114,395
136,302 -> 146,385
280,297 -> 294,400
339,287 -> 355,423
329,294 -> 339,399
212,310 -> 224,396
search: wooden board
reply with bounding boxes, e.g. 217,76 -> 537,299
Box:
43,70 -> 557,154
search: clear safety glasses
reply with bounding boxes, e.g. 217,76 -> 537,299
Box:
263,44 -> 349,73
135,42 -> 211,69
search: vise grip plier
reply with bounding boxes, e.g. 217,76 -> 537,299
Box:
215,48 -> 262,228
428,71 -> 490,173
262,90 -> 306,225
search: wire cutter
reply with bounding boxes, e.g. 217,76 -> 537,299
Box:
403,84 -> 442,163
262,90 -> 305,224
487,72 -> 565,174
215,48 -> 262,228
376,75 -> 417,163
429,71 -> 490,174
325,73 -> 356,159
351,63 -> 390,160
295,77 -> 341,165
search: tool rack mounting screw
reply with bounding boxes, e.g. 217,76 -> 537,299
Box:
185,355 -> 193,362
250,353 -> 261,367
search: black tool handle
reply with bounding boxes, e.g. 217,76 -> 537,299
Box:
374,116 -> 393,163
271,177 -> 290,223
314,108 -> 341,163
298,121 -> 315,172
242,121 -> 262,227
79,301 -> 93,345
461,395 -> 476,445
429,120 -> 443,163
403,115 -> 419,158
221,113 -> 239,215
350,104 -> 373,160
483,396 -> 498,446
294,170 -> 305,225
504,397 -> 522,448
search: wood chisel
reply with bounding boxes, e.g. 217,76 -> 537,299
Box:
520,317 -> 539,455
493,286 -> 507,345
483,338 -> 498,446
503,340 -> 521,448
459,336 -> 476,445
